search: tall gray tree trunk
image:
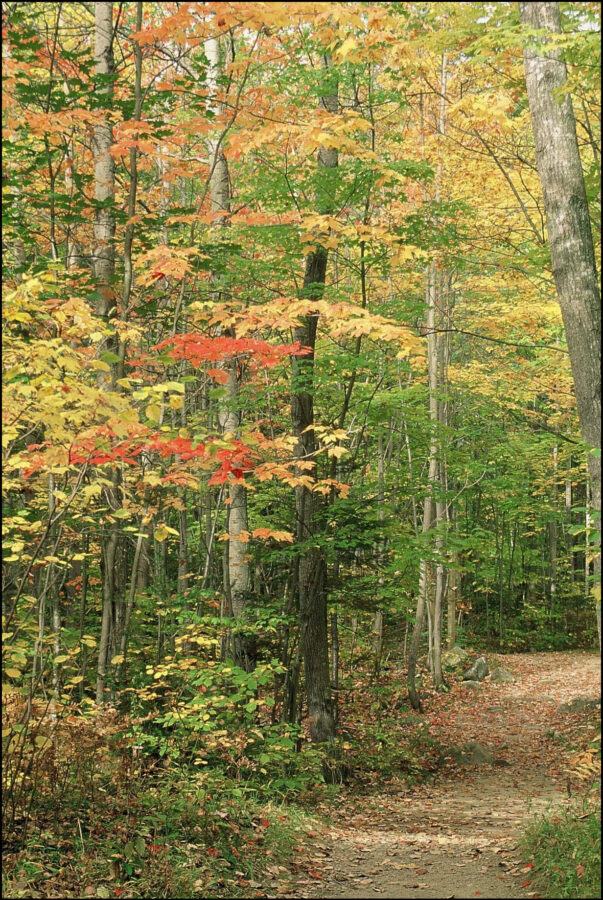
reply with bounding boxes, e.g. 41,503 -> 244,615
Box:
291,54 -> 339,749
408,56 -> 449,706
93,1 -> 117,704
407,267 -> 438,712
204,34 -> 251,664
519,1 -> 601,646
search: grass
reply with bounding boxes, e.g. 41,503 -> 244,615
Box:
520,798 -> 601,899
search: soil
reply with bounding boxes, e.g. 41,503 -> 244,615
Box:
272,652 -> 601,900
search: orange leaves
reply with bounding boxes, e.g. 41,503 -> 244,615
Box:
252,528 -> 294,543
207,368 -> 230,385
218,528 -> 293,543
135,246 -> 205,287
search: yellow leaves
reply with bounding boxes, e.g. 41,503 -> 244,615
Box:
110,655 -> 124,665
82,484 -> 102,501
110,508 -> 132,520
326,445 -> 348,459
154,523 -> 179,542
154,523 -> 168,542
145,403 -> 162,424
391,244 -> 427,267
335,36 -> 359,61
90,359 -> 110,374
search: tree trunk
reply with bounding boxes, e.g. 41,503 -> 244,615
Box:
291,54 -> 338,749
205,34 -> 251,666
519,1 -> 601,644
92,1 -> 118,705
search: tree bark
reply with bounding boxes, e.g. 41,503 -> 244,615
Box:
92,1 -> 117,705
519,1 -> 601,644
205,34 -> 251,665
291,54 -> 338,749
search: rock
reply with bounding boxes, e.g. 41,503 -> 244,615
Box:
448,742 -> 493,766
442,645 -> 470,670
461,656 -> 489,681
557,696 -> 601,715
489,666 -> 515,683
461,680 -> 483,690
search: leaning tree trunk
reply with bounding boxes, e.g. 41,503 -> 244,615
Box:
519,1 -> 601,646
291,54 -> 339,749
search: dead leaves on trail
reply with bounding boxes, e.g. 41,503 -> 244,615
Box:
287,652 -> 601,900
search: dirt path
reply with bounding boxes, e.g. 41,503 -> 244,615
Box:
280,652 -> 601,900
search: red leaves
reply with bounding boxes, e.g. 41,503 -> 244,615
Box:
154,333 -> 310,369
147,435 -> 205,461
208,442 -> 258,485
70,438 -> 143,466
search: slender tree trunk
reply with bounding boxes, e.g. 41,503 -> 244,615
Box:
498,511 -> 505,647
92,1 -> 118,704
330,610 -> 339,726
519,1 -> 601,645
447,504 -> 458,649
205,34 -> 251,665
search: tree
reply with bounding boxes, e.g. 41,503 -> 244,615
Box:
519,0 -> 602,645
92,0 -> 119,704
204,30 -> 252,667
291,53 -> 339,750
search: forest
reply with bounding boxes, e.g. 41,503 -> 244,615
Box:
2,2 -> 601,898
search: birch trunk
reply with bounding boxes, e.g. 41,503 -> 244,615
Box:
204,35 -> 251,663
92,1 -> 117,704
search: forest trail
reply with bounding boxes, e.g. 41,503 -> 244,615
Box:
279,652 -> 601,900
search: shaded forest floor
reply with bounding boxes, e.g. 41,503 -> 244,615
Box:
268,652 -> 601,900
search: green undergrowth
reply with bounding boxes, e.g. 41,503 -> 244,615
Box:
2,636 -> 444,900
333,665 -> 443,789
520,798 -> 601,899
2,766 -> 322,899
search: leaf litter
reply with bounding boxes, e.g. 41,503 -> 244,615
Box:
266,652 -> 600,900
